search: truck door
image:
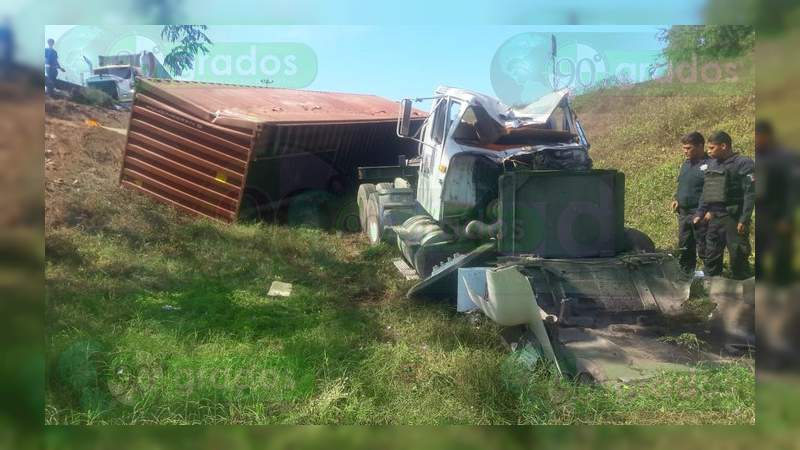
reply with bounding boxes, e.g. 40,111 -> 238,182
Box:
416,98 -> 443,215
417,97 -> 462,218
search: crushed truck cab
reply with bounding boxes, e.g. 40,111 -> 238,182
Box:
356,86 -> 696,383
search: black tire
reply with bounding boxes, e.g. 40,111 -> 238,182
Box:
625,227 -> 656,253
357,184 -> 376,232
286,190 -> 331,228
331,196 -> 362,233
365,194 -> 382,245
239,188 -> 273,222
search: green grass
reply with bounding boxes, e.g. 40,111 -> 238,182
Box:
45,180 -> 754,424
45,51 -> 758,424
574,55 -> 755,256
756,30 -> 800,144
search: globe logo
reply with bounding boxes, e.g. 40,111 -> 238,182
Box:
491,33 -> 608,106
555,42 -> 608,90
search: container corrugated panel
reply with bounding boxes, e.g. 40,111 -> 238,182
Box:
120,82 -> 254,223
120,78 -> 426,223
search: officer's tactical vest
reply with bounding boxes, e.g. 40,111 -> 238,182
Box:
702,168 -> 727,203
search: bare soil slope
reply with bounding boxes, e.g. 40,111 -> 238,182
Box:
44,99 -> 129,229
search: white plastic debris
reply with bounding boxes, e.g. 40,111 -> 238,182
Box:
456,267 -> 487,312
268,281 -> 293,297
162,304 -> 181,312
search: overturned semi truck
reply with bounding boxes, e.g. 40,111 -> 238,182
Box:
119,78 -> 425,226
356,87 -> 702,382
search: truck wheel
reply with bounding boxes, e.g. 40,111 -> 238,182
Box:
286,190 -> 331,228
357,184 -> 376,232
365,194 -> 383,245
331,196 -> 361,233
625,227 -> 656,253
239,188 -> 273,222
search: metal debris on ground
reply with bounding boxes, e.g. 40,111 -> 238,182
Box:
268,281 -> 293,297
392,258 -> 419,280
101,125 -> 128,136
706,276 -> 755,355
161,304 -> 181,312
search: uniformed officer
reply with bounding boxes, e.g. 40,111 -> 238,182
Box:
755,120 -> 796,284
694,131 -> 755,279
671,131 -> 709,274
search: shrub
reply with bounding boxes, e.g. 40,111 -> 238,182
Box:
70,87 -> 114,108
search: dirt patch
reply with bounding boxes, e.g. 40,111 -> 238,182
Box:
45,98 -> 130,230
44,99 -> 129,129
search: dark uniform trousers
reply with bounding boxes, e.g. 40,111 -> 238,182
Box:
696,153 -> 755,280
45,67 -> 59,95
704,209 -> 751,280
677,209 -> 707,273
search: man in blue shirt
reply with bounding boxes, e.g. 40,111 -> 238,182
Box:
44,38 -> 64,96
0,18 -> 14,77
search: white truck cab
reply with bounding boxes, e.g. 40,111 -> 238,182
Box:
86,64 -> 141,101
356,85 -> 695,385
413,87 -> 587,222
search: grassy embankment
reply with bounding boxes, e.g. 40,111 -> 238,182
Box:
45,59 -> 755,424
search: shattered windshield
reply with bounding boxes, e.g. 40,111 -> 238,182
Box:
545,103 -> 577,134
94,67 -> 132,79
509,89 -> 570,123
452,101 -> 578,147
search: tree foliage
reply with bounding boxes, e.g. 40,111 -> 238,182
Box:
658,25 -> 755,64
705,0 -> 800,35
161,25 -> 212,77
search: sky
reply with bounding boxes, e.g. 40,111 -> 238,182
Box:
11,0 -> 710,85
44,25 -> 672,104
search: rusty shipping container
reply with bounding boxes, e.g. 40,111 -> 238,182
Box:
119,78 -> 425,223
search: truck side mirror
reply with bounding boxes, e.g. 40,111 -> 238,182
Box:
398,98 -> 412,138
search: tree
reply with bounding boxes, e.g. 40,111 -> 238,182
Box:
161,25 -> 212,77
705,0 -> 800,35
657,25 -> 755,64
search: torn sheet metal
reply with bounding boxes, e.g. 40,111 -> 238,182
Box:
557,327 -> 724,384
435,86 -> 569,128
507,253 -> 693,322
462,257 -> 698,382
